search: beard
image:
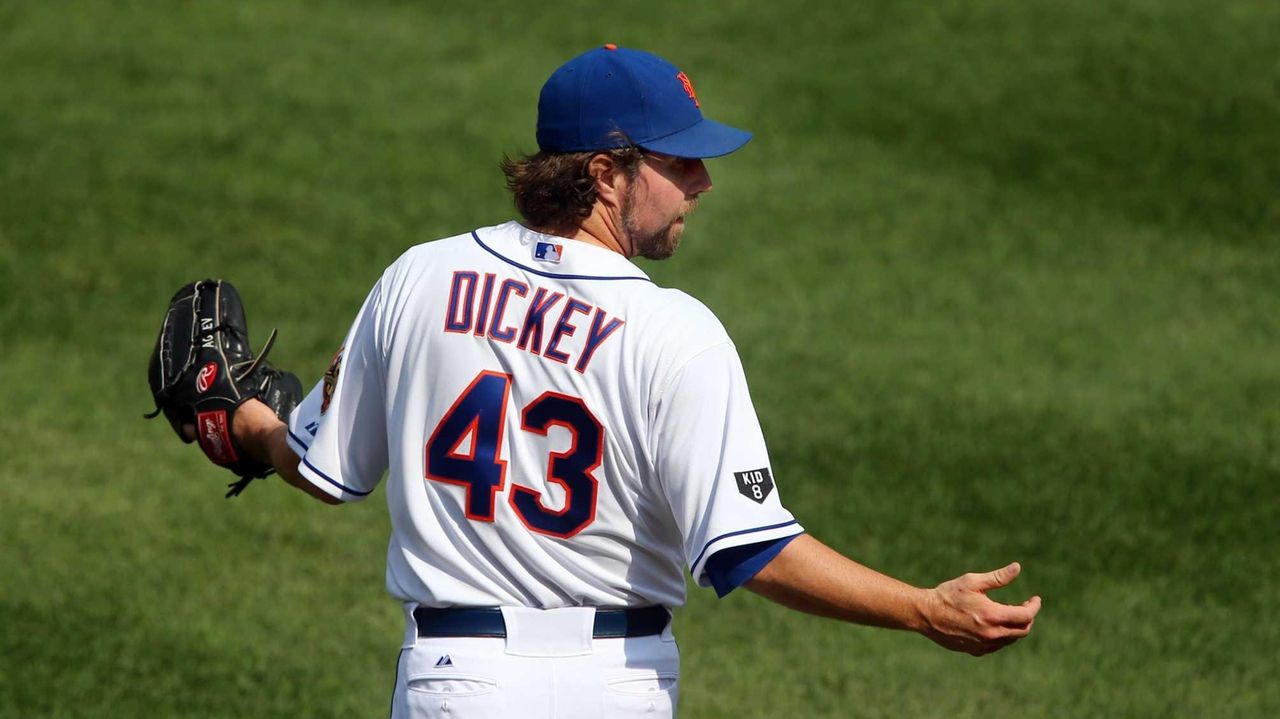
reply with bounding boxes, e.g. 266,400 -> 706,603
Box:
621,184 -> 697,261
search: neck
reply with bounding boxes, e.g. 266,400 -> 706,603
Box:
529,204 -> 630,257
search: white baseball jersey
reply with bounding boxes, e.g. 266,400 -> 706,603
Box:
287,221 -> 802,609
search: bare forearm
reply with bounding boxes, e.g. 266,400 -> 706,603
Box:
746,534 -> 1041,656
746,535 -> 929,632
235,399 -> 340,504
260,424 -> 335,501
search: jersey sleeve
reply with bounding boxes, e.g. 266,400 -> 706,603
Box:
285,281 -> 389,502
703,534 -> 803,597
285,379 -> 324,456
651,342 -> 803,588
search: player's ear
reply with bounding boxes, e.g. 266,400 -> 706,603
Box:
588,153 -> 624,208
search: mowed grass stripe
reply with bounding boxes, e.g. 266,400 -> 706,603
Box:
2,1 -> 1276,717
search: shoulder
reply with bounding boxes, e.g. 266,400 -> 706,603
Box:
385,230 -> 478,276
647,287 -> 729,344
623,285 -> 735,374
373,229 -> 491,300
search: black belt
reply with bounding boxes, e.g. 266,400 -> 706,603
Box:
413,606 -> 670,639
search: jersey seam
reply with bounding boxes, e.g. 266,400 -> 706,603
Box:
650,339 -> 737,408
374,273 -> 391,373
647,339 -> 737,465
646,339 -> 742,524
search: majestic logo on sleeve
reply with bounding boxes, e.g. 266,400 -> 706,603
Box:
321,347 -> 344,414
675,71 -> 700,108
534,241 -> 563,264
734,468 -> 774,503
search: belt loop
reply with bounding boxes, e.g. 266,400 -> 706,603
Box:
402,603 -> 419,649
500,606 -> 595,657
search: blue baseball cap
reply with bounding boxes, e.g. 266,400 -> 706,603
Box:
536,44 -> 752,159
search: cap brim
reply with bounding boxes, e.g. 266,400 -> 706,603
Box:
638,118 -> 752,159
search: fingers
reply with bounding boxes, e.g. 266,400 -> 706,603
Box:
1023,594 -> 1043,615
944,623 -> 1025,655
998,615 -> 1035,637
988,594 -> 1042,627
970,615 -> 1038,655
970,562 -> 1021,591
927,564 -> 1041,657
972,636 -> 1021,656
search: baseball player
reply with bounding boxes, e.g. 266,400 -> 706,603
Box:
215,45 -> 1040,717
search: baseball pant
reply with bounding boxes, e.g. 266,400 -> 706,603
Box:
389,605 -> 680,719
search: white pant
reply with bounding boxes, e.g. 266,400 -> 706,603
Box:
390,605 -> 681,719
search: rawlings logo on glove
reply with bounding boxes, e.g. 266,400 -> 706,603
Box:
197,409 -> 237,464
196,363 -> 218,393
145,279 -> 303,497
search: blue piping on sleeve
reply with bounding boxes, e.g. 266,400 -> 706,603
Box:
287,428 -> 312,451
691,519 -> 800,570
300,455 -> 373,497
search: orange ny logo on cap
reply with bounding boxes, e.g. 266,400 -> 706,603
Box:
676,71 -> 700,108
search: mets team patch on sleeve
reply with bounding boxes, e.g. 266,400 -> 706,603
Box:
321,346 -> 343,414
734,468 -> 774,503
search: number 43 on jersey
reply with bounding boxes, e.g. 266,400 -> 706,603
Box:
425,371 -> 602,538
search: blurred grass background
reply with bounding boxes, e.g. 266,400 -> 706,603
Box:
1,0 -> 1277,716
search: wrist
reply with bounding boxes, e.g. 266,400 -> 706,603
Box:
909,586 -> 939,635
233,398 -> 286,464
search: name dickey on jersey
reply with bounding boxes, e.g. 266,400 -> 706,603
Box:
443,271 -> 624,373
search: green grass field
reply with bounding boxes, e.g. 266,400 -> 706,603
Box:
2,1 -> 1277,716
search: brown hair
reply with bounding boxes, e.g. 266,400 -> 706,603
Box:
500,144 -> 644,232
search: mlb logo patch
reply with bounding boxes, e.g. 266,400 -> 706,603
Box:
534,241 -> 564,264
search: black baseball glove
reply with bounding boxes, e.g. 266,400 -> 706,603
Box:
145,279 -> 303,497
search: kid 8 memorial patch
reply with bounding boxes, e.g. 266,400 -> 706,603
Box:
734,468 -> 774,503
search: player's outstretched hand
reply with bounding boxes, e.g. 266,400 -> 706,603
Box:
921,562 -> 1041,656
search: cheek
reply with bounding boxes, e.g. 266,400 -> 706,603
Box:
655,185 -> 689,219
629,174 -> 686,228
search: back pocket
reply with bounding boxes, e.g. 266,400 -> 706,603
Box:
605,672 -> 678,718
406,673 -> 501,717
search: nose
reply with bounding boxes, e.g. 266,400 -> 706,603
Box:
688,159 -> 712,196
